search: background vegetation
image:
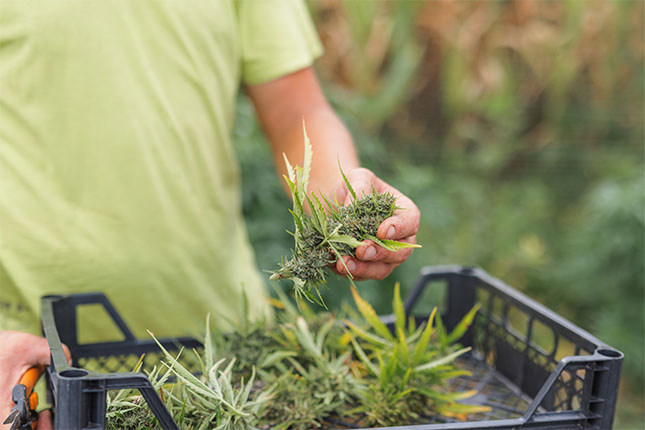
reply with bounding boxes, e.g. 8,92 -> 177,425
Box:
234,0 -> 644,427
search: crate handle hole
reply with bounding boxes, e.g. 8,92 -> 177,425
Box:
597,349 -> 622,358
60,369 -> 89,378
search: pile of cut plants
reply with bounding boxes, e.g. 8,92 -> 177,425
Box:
107,285 -> 487,429
106,128 -> 489,428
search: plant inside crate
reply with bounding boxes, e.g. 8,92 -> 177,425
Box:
106,284 -> 487,429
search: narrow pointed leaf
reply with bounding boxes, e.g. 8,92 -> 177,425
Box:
415,346 -> 471,372
408,314 -> 417,336
350,336 -> 379,376
328,234 -> 363,248
300,121 -> 313,196
343,319 -> 392,348
393,282 -> 405,332
350,285 -> 394,341
338,160 -> 357,201
204,314 -> 213,370
446,304 -> 481,344
365,234 -> 422,250
397,326 -> 410,366
283,153 -> 296,183
412,307 -> 437,365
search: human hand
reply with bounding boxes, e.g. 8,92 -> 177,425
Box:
0,331 -> 71,430
332,168 -> 420,281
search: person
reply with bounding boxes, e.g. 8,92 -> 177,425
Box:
0,1 -> 420,428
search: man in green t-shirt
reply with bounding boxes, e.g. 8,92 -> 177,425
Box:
0,1 -> 420,427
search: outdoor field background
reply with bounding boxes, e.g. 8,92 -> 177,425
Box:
233,1 -> 644,427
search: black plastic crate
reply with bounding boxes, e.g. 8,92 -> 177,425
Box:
40,266 -> 623,429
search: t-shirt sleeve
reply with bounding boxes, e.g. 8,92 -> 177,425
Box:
237,0 -> 324,86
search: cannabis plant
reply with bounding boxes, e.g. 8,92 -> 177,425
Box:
106,283 -> 489,429
344,283 -> 489,426
270,124 -> 420,305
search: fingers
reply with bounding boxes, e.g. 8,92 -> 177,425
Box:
37,410 -> 53,430
334,168 -> 420,241
377,194 -> 420,241
329,167 -> 420,282
0,332 -> 52,368
0,331 -> 53,430
335,256 -> 396,281
355,238 -> 416,264
62,344 -> 73,366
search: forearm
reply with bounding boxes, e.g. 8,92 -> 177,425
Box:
247,67 -> 420,282
246,67 -> 359,199
266,106 -> 359,199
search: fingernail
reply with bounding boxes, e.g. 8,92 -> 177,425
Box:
386,226 -> 396,239
346,259 -> 356,273
363,246 -> 377,260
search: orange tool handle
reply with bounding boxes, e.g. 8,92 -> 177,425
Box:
19,366 -> 45,429
18,366 -> 44,396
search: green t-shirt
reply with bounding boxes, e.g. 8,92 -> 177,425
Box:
0,0 -> 322,340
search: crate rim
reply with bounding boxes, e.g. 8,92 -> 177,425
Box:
40,265 -> 624,430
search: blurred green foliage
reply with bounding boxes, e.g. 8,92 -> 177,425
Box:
234,0 -> 643,427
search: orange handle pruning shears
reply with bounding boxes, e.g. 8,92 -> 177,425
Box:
2,366 -> 45,430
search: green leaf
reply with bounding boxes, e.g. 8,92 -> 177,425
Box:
408,314 -> 417,336
377,351 -> 388,388
351,285 -> 394,341
295,316 -> 321,357
315,316 -> 336,353
397,326 -> 410,366
258,351 -> 298,369
343,319 -> 392,348
328,234 -> 364,248
435,312 -> 448,348
446,304 -> 481,344
300,121 -> 313,198
400,367 -> 413,391
282,153 -> 296,183
393,282 -> 405,333
204,313 -> 213,371
350,336 -> 379,376
414,346 -> 471,372
365,234 -> 422,251
338,159 -> 357,201
310,193 -> 328,233
412,307 -> 437,366
319,192 -> 339,213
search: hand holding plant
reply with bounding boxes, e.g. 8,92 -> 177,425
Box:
271,123 -> 421,305
332,167 -> 421,281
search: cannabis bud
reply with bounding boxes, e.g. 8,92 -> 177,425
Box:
271,123 -> 420,306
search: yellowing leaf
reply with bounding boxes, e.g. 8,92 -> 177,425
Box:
266,297 -> 285,309
393,282 -> 405,332
350,285 -> 394,341
339,332 -> 352,347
